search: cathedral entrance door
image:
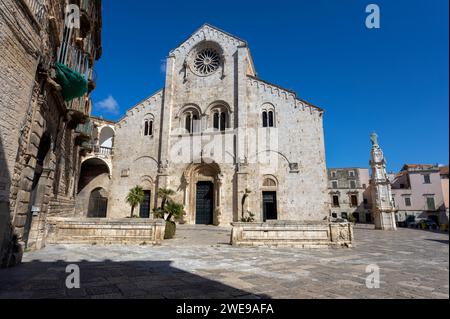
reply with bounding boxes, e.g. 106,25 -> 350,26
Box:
139,190 -> 151,218
196,182 -> 214,225
263,191 -> 278,221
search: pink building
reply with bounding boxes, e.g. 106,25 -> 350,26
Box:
391,164 -> 448,225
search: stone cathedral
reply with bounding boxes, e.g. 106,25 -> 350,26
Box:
86,24 -> 329,226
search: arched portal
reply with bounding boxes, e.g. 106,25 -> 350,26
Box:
182,163 -> 223,225
87,188 -> 108,218
78,158 -> 110,193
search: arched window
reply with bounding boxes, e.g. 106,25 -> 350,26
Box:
211,107 -> 228,132
144,115 -> 154,136
262,111 -> 268,128
268,111 -> 274,127
261,104 -> 275,128
182,109 -> 200,134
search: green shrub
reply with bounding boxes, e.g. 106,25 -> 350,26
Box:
164,221 -> 176,239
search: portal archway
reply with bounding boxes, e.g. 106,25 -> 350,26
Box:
182,163 -> 223,225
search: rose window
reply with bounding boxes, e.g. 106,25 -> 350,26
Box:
192,48 -> 220,75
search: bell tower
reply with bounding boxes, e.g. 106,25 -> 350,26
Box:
370,133 -> 397,231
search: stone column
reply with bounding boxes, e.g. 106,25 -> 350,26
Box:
369,133 -> 397,231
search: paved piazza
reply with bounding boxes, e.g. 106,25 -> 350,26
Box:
0,225 -> 448,299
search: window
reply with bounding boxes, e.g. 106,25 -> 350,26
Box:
332,195 -> 340,207
144,119 -> 153,136
332,181 -> 338,189
427,197 -> 435,210
350,195 -> 358,207
182,109 -> 200,134
349,171 -> 355,177
331,171 -> 336,178
350,180 -> 357,189
261,105 -> 275,128
268,111 -> 274,127
332,213 -> 338,218
262,112 -> 268,128
423,174 -> 431,184
212,108 -> 228,131
363,198 -> 368,205
341,212 -> 348,219
404,197 -> 412,207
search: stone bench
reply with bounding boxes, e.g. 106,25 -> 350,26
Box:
230,221 -> 353,248
45,218 -> 166,245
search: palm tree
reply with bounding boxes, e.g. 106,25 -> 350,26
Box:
165,202 -> 184,222
157,188 -> 175,210
126,186 -> 145,218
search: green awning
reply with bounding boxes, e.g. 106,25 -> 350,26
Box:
55,62 -> 88,102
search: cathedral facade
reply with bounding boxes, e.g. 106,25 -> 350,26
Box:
99,24 -> 328,226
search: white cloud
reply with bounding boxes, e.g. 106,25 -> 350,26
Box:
95,95 -> 119,114
160,59 -> 166,73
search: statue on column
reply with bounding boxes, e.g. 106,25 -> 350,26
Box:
369,133 -> 397,231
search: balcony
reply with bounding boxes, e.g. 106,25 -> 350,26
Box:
22,0 -> 47,28
75,120 -> 94,141
83,144 -> 114,158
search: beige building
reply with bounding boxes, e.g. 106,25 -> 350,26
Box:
0,0 -> 102,267
79,24 -> 329,226
328,168 -> 372,223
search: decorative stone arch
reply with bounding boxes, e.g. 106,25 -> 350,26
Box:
181,162 -> 224,225
78,157 -> 111,192
176,104 -> 202,134
205,100 -> 233,131
262,175 -> 278,189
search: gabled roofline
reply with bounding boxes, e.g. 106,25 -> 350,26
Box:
169,23 -> 248,55
117,88 -> 164,124
247,75 -> 324,112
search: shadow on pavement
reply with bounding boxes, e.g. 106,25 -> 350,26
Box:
0,259 -> 270,299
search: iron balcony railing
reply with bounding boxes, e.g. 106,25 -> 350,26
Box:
24,0 -> 47,27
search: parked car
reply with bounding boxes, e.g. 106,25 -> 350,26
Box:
416,219 -> 439,230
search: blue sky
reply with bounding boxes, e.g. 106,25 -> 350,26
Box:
91,0 -> 449,173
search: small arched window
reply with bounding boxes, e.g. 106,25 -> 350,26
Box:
211,107 -> 228,132
262,104 -> 275,128
182,109 -> 200,134
144,117 -> 154,136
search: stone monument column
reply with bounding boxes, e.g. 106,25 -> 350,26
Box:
369,133 -> 397,231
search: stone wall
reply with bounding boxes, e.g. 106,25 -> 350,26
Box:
46,218 -> 166,245
230,221 -> 353,248
108,25 -> 328,225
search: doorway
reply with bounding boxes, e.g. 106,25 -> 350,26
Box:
87,188 -> 108,218
196,182 -> 214,225
263,191 -> 277,221
139,190 -> 151,218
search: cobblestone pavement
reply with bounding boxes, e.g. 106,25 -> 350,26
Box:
0,225 -> 448,299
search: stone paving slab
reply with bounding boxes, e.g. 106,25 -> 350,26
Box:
0,225 -> 448,299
